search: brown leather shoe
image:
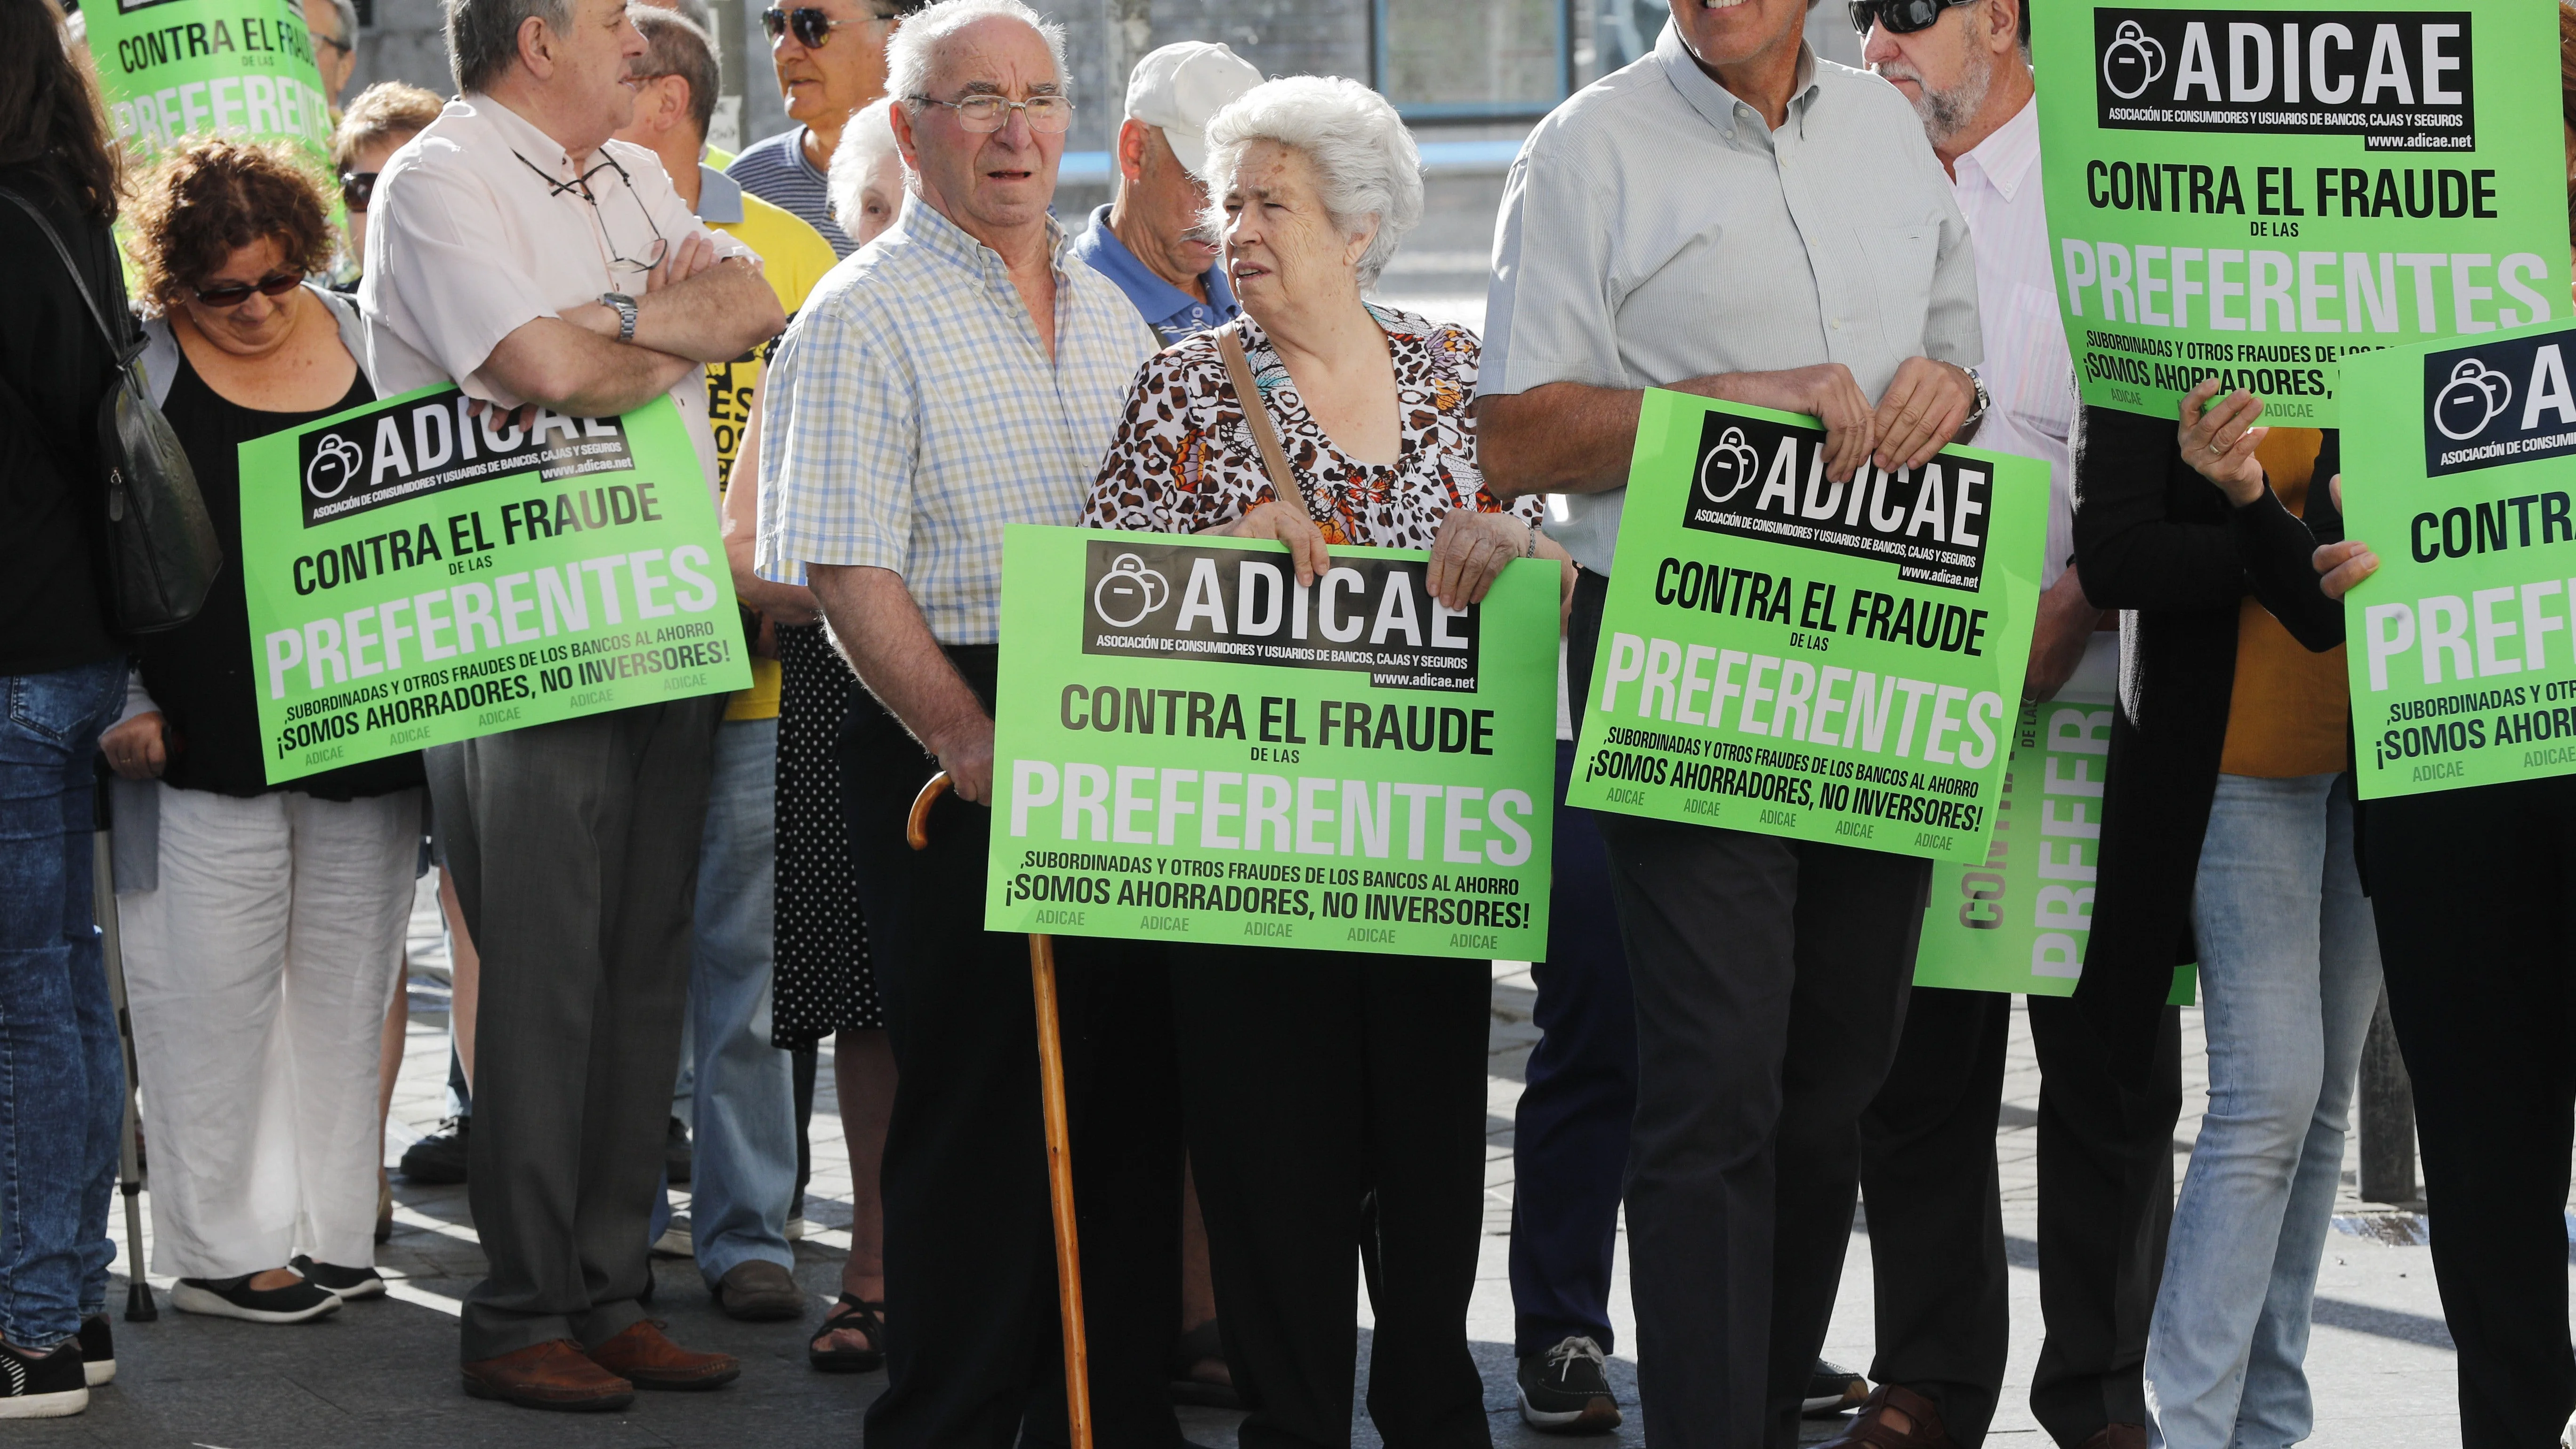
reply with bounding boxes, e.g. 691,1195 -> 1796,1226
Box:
460,1339 -> 635,1412
714,1259 -> 805,1321
2077,1426 -> 2147,1449
1815,1385 -> 1961,1449
584,1319 -> 741,1390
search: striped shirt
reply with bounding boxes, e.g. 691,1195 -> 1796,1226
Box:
754,195 -> 1158,644
725,128 -> 853,257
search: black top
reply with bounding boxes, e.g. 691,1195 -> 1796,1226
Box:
0,164 -> 124,674
140,347 -> 423,800
2069,405 -> 2344,1081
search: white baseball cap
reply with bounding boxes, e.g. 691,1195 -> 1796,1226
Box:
1124,41 -> 1263,180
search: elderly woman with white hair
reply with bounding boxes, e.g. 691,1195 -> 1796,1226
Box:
1087,74 -> 1570,1449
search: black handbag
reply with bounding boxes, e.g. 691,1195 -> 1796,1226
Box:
0,186 -> 222,634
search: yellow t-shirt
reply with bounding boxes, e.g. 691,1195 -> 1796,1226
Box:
2219,427 -> 2350,776
706,189 -> 837,722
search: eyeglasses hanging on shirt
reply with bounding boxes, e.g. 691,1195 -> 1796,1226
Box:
512,148 -> 670,275
907,93 -> 1075,135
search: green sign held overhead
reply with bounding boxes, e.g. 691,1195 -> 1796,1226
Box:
239,387 -> 750,785
81,0 -> 336,166
2341,317 -> 2576,798
1566,392 -> 2048,867
985,525 -> 1558,961
2034,0 -> 2569,427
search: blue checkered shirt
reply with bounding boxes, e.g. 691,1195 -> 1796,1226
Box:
754,195 -> 1158,643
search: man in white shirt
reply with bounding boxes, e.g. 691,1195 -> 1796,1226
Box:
1833,5 -> 2176,1449
360,0 -> 784,1412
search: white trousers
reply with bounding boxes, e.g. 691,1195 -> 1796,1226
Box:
118,783 -> 421,1278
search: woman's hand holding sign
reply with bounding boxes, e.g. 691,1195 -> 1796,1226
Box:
1217,499 -> 1331,587
2178,378 -> 2270,506
2311,474 -> 2380,601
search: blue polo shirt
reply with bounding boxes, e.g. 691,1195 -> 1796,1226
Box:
1068,204 -> 1237,346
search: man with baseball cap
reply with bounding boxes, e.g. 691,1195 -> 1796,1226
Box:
1069,40 -> 1261,346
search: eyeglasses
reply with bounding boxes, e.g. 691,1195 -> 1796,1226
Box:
909,93 -> 1073,134
192,271 -> 304,308
312,32 -> 352,56
339,170 -> 378,213
514,150 -> 669,275
1847,0 -> 1975,34
760,7 -> 892,48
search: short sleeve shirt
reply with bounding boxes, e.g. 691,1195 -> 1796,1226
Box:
1476,23 -> 1982,575
360,95 -> 754,494
1084,307 -> 1541,548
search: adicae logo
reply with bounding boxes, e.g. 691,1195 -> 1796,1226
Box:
2101,20 -> 2165,100
306,433 -> 364,499
1092,553 -> 1170,628
2432,358 -> 2514,442
1697,426 -> 1761,506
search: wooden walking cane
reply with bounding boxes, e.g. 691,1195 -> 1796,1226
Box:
906,770 -> 1091,1449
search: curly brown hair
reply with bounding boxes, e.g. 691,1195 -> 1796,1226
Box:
125,138 -> 338,314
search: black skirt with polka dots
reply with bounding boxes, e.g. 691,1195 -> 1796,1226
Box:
769,620 -> 880,1044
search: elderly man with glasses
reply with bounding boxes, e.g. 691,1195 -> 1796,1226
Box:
729,0 -> 923,253
359,0 -> 785,1414
306,0 -> 359,109
754,1 -> 1180,1444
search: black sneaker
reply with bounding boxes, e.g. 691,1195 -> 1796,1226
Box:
665,1118 -> 692,1184
76,1315 -> 111,1387
291,1256 -> 385,1301
400,1116 -> 471,1184
1806,1359 -> 1868,1417
0,1337 -> 89,1417
1517,1335 -> 1619,1434
171,1274 -> 341,1324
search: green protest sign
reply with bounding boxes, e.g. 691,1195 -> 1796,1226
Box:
2341,317 -> 2576,798
986,525 -> 1557,961
240,387 -> 749,784
82,0 -> 335,166
2035,0 -> 2569,427
1565,391 -> 2046,866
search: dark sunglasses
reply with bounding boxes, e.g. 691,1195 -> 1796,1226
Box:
1848,0 -> 1974,35
339,169 -> 378,212
760,7 -> 891,48
192,270 -> 303,308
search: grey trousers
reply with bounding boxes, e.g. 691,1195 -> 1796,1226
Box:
426,699 -> 721,1362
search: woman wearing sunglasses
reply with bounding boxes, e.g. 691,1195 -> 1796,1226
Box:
97,138 -> 424,1328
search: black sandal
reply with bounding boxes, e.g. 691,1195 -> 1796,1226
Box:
807,1294 -> 885,1374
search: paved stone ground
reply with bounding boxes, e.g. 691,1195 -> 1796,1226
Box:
28,875 -> 2529,1448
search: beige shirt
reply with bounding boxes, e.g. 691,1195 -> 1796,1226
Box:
359,94 -> 750,493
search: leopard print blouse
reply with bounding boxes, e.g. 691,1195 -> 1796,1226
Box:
1082,306 -> 1545,547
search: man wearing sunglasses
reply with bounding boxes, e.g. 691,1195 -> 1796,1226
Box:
306,0 -> 360,111
1831,7 -> 2172,1449
727,0 -> 924,255
1471,0 -> 1982,1445
360,0 -> 787,1414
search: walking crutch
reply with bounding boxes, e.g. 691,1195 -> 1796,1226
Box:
90,780 -> 156,1321
906,771 -> 1090,1449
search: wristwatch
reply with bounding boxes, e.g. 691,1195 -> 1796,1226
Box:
600,291 -> 638,344
1960,364 -> 1991,430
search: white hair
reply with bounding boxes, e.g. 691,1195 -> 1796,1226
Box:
1201,76 -> 1422,290
884,0 -> 1066,108
828,97 -> 902,236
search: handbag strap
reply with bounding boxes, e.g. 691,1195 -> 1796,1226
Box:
0,186 -> 139,363
1215,323 -> 1315,518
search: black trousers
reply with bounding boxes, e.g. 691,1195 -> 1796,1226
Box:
1569,572 -> 1931,1449
2366,779 -> 2576,1449
840,652 -> 1183,1449
1169,945 -> 1492,1449
429,699 -> 719,1362
1857,990 -> 2180,1448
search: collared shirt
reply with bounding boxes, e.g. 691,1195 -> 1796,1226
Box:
694,161 -> 838,724
1068,204 -> 1238,346
360,95 -> 753,493
726,127 -> 853,257
754,195 -> 1159,644
1951,95 -> 2077,588
1477,23 -> 1981,575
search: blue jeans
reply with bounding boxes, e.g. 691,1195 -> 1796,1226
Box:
656,718 -> 794,1279
0,660 -> 128,1349
2146,773 -> 2382,1449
